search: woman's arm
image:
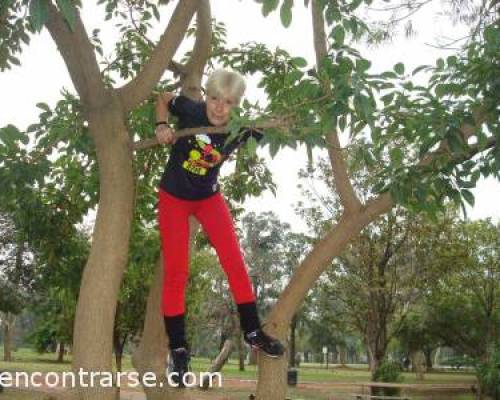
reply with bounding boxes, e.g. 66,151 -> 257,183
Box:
155,92 -> 176,145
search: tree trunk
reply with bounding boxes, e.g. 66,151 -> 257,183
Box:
2,313 -> 15,362
131,258 -> 169,400
202,339 -> 233,389
238,332 -> 245,371
114,336 -> 126,373
249,348 -> 258,365
70,101 -> 135,400
57,342 -> 65,363
289,315 -> 297,368
411,351 -> 426,381
219,331 -> 228,352
255,208 -> 392,399
132,220 -> 201,400
339,344 -> 347,366
424,348 -> 433,370
37,1 -> 201,399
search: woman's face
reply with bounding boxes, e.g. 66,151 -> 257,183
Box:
206,94 -> 237,126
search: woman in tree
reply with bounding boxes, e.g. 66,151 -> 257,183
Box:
155,69 -> 284,386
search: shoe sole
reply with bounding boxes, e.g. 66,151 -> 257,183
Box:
249,344 -> 284,358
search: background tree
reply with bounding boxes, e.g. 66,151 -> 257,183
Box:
424,219 -> 499,397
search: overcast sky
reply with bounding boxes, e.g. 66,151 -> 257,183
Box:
0,1 -> 498,232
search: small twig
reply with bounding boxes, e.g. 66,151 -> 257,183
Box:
367,1 -> 431,12
132,119 -> 292,151
127,3 -> 155,48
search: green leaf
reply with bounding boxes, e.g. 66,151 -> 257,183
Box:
291,57 -> 307,68
338,115 -> 346,131
446,55 -> 457,67
435,84 -> 448,98
394,62 -> 405,75
389,147 -> 403,166
381,71 -> 397,79
152,5 -> 160,21
280,0 -> 293,28
29,0 -> 49,32
325,7 -> 341,24
355,59 -> 371,73
477,130 -> 488,150
461,189 -> 475,206
332,25 -> 345,46
412,65 -> 430,76
436,58 -> 445,69
381,93 -> 394,106
268,139 -> 280,159
36,102 -> 51,112
262,0 -> 279,17
56,0 -> 76,31
447,131 -> 464,154
372,181 -> 387,194
0,125 -> 27,147
246,136 -> 258,156
390,185 -> 404,205
349,0 -> 363,11
483,25 -> 497,44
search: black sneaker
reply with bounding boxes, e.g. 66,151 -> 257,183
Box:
168,347 -> 190,387
244,329 -> 285,358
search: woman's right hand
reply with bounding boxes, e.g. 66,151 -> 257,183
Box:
155,124 -> 177,145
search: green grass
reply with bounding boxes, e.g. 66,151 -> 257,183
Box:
0,348 -> 479,400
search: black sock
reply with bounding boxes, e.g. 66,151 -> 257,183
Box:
164,314 -> 188,350
237,302 -> 261,335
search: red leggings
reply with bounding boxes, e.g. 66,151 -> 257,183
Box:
158,189 -> 256,316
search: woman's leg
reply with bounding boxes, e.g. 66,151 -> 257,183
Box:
194,193 -> 285,357
194,193 -> 256,306
158,189 -> 191,349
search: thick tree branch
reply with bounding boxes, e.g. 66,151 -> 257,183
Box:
311,0 -> 328,66
182,0 -> 212,100
326,133 -> 364,214
312,0 -> 362,213
45,2 -> 106,107
364,112 -> 495,219
117,0 -> 198,112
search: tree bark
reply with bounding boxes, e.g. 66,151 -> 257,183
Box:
70,98 -> 135,400
201,339 -> 233,389
339,344 -> 347,366
255,210 -> 390,399
114,334 -> 127,373
238,333 -> 245,371
57,342 -> 65,363
289,315 -> 297,368
132,219 -> 200,400
2,313 -> 15,362
424,348 -> 433,370
411,350 -> 426,381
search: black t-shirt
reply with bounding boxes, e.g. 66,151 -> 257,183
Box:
159,95 -> 262,200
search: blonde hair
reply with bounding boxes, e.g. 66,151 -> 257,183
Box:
205,69 -> 246,104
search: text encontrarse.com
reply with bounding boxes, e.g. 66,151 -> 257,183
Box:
0,369 -> 223,389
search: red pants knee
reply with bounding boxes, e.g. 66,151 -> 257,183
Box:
158,189 -> 256,316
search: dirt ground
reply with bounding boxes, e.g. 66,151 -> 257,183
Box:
1,377 -> 476,400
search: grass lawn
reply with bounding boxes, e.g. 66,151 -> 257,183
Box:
0,348 -> 478,399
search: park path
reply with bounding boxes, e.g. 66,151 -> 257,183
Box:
4,372 -> 477,400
